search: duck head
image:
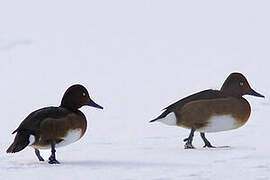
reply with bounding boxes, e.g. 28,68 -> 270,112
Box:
220,72 -> 264,98
60,84 -> 103,110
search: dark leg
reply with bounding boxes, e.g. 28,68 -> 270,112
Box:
200,133 -> 215,148
34,148 -> 45,161
48,141 -> 60,164
183,128 -> 196,149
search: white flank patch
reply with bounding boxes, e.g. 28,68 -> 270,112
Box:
157,112 -> 177,126
31,129 -> 82,149
28,135 -> 35,146
55,129 -> 82,148
197,115 -> 239,133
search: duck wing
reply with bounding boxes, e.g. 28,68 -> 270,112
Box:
150,89 -> 223,122
12,107 -> 70,135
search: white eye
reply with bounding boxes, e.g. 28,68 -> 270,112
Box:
240,82 -> 244,86
82,92 -> 86,97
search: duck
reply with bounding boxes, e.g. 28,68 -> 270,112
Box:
150,72 -> 264,149
7,84 -> 103,164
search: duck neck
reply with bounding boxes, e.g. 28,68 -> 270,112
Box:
220,88 -> 242,98
60,99 -> 80,111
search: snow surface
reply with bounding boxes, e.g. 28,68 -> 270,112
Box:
0,0 -> 269,179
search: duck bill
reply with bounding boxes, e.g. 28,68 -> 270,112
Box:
88,99 -> 104,109
247,88 -> 265,98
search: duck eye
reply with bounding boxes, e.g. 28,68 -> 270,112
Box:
82,92 -> 86,97
239,82 -> 244,86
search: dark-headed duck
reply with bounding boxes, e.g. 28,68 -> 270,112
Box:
150,73 -> 264,149
7,84 -> 103,164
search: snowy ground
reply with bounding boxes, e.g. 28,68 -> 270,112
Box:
0,0 -> 270,179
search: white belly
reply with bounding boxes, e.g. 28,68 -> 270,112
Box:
197,115 -> 240,133
31,129 -> 82,149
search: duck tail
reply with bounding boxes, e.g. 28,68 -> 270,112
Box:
6,131 -> 31,153
149,109 -> 170,123
149,118 -> 159,123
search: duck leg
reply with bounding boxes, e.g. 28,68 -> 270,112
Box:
34,148 -> 44,161
48,141 -> 60,164
183,128 -> 195,149
200,133 -> 215,148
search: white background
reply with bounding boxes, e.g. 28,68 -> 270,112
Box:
0,1 -> 269,179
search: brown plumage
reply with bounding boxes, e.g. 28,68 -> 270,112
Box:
7,84 -> 103,164
177,97 -> 251,130
150,72 -> 264,149
31,111 -> 87,149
